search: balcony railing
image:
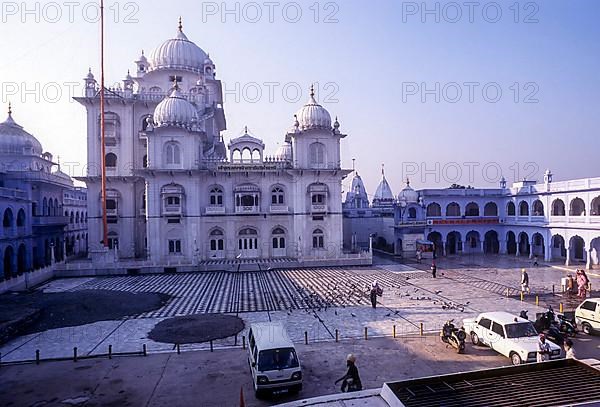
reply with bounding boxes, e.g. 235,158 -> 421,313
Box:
235,206 -> 260,214
205,206 -> 226,214
270,205 -> 289,214
0,187 -> 27,200
311,204 -> 327,213
32,216 -> 69,226
164,205 -> 182,215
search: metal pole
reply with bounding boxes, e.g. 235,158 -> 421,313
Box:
99,0 -> 108,247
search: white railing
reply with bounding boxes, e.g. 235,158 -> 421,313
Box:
270,205 -> 289,213
0,187 -> 27,200
311,204 -> 327,213
235,206 -> 260,214
164,205 -> 182,215
205,206 -> 226,214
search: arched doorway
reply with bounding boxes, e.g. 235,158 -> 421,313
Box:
17,244 -> 27,274
551,235 -> 566,261
465,231 -> 481,253
238,227 -> 259,258
427,232 -> 443,257
484,230 -> 499,254
569,236 -> 585,262
44,239 -> 51,265
590,237 -> 600,269
446,231 -> 462,255
3,246 -> 14,279
506,231 -> 517,255
518,232 -> 530,256
531,233 -> 544,257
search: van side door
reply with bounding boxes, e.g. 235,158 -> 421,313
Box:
579,301 -> 599,328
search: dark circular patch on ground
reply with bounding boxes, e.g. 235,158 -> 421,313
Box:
0,290 -> 170,340
148,314 -> 244,344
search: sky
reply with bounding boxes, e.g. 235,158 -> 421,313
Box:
0,0 -> 599,199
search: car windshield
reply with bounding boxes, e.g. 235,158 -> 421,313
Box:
257,348 -> 299,371
505,322 -> 538,338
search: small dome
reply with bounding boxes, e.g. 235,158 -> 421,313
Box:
275,142 -> 292,161
345,172 -> 369,206
398,179 -> 419,203
153,86 -> 198,129
294,86 -> 331,131
0,104 -> 43,156
147,19 -> 208,74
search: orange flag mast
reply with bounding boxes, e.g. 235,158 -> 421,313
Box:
99,0 -> 108,247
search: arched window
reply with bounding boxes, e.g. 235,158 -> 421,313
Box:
16,209 -> 26,227
48,199 -> 54,216
209,229 -> 225,254
166,143 -> 181,165
426,203 -> 441,217
551,199 -> 565,216
591,196 -> 600,216
210,187 -> 223,206
75,212 -> 80,223
483,202 -> 498,216
42,198 -> 48,216
271,187 -> 284,205
446,202 -> 461,217
3,208 -> 13,228
465,202 -> 480,217
408,207 -> 417,219
519,201 -> 529,216
570,198 -> 585,216
54,198 -> 59,216
312,228 -> 324,249
272,227 -> 286,250
507,201 -> 516,216
105,152 -> 117,168
532,200 -> 544,216
309,142 -> 325,167
70,211 -> 74,224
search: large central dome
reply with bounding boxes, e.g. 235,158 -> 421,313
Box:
148,19 -> 207,74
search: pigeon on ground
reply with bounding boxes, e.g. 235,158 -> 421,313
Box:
351,313 -> 356,317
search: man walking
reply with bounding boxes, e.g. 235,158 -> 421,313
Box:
521,268 -> 530,294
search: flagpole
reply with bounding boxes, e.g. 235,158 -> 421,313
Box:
99,0 -> 108,247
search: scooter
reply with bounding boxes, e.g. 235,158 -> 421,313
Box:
441,319 -> 466,354
556,313 -> 577,336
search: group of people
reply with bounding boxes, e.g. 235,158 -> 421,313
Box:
522,267 -> 591,299
537,333 -> 576,362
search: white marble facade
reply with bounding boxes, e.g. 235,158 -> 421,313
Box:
76,20 -> 354,266
344,170 -> 600,269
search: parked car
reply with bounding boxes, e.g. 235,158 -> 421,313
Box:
575,298 -> 600,335
463,311 -> 561,365
247,322 -> 302,398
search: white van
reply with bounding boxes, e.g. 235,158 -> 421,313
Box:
575,298 -> 600,335
247,322 -> 302,398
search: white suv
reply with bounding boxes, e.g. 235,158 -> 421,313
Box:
463,311 -> 561,365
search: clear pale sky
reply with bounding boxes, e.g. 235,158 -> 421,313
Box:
1,0 -> 598,198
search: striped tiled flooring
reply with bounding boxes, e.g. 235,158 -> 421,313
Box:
69,266 -> 431,318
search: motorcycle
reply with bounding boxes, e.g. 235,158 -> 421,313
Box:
556,313 -> 577,336
441,319 -> 466,354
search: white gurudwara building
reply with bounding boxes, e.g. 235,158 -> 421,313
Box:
75,20 -> 370,272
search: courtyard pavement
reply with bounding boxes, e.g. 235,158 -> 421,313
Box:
0,255 -> 597,364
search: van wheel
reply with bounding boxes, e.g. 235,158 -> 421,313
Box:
582,323 -> 593,335
471,332 -> 480,346
510,352 -> 522,366
255,389 -> 267,399
289,384 -> 302,394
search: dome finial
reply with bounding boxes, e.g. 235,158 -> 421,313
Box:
381,163 -> 385,177
244,125 -> 248,134
178,16 -> 183,32
8,102 -> 12,116
310,84 -> 315,98
172,77 -> 179,90
406,177 -> 410,186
